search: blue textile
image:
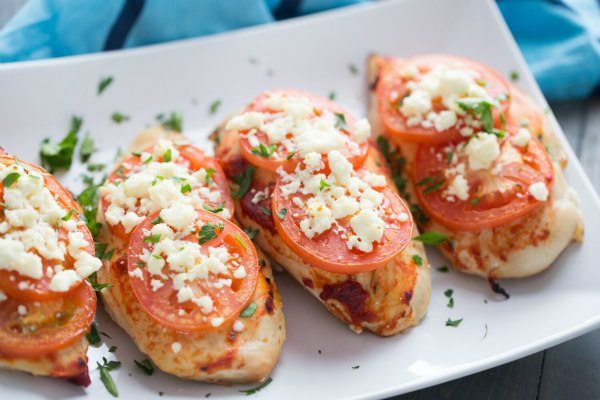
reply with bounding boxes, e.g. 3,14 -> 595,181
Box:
0,0 -> 598,100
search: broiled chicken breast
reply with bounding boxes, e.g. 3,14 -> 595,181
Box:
215,107 -> 430,336
367,54 -> 583,280
96,127 -> 285,383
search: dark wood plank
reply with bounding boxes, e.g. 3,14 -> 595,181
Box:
393,353 -> 544,400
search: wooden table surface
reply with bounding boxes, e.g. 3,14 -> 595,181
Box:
1,2 -> 599,399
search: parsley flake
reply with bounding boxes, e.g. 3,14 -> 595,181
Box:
445,318 -> 463,327
86,323 -> 102,347
198,222 -> 223,244
97,357 -> 121,397
277,208 -> 287,219
203,202 -> 225,214
111,112 -> 130,123
239,377 -> 273,395
79,134 -> 96,162
414,232 -> 449,245
98,76 -> 113,95
251,143 -> 277,158
144,234 -> 161,244
234,233 -> 249,250
232,166 -> 255,199
240,302 -> 257,318
40,115 -> 82,173
334,112 -> 348,130
134,359 -> 154,376
243,226 -> 258,240
156,112 -> 183,132
319,179 -> 330,191
2,172 -> 20,187
412,254 -> 423,266
209,99 -> 221,114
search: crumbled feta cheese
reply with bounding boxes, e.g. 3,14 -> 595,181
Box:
514,128 -> 531,147
447,174 -> 470,201
211,317 -> 224,327
465,133 -> 500,170
529,182 -> 549,201
171,342 -> 182,354
233,320 -> 245,332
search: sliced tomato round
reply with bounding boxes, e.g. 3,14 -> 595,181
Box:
236,89 -> 368,172
0,157 -> 93,301
100,143 -> 234,242
272,174 -> 414,274
0,281 -> 96,358
127,210 -> 258,332
376,54 -> 511,144
413,134 -> 554,231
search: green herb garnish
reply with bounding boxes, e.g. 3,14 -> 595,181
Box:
144,234 -> 161,244
286,150 -> 298,160
240,302 -> 258,318
203,202 -> 225,214
198,222 -> 223,244
328,91 -> 336,100
251,143 -> 277,158
209,99 -> 221,114
163,149 -> 172,162
319,180 -> 330,191
150,216 -> 163,225
134,359 -> 154,376
87,163 -> 106,172
244,227 -> 258,240
348,63 -> 359,75
231,166 -> 255,199
111,112 -> 130,123
61,209 -> 75,221
334,112 -> 348,130
98,76 -> 113,95
86,323 -> 102,346
510,71 -> 519,82
181,183 -> 192,193
156,112 -> 183,132
277,208 -> 287,219
2,172 -> 20,187
414,232 -> 449,245
437,266 -> 449,273
79,134 -> 96,162
412,254 -> 423,266
234,233 -> 249,250
445,318 -> 463,327
97,357 -> 121,397
40,115 -> 82,173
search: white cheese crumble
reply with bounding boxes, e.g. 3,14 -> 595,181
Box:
226,92 -> 369,157
277,150 -> 398,253
529,182 -> 549,201
232,320 -> 245,332
100,140 -> 227,232
399,64 -> 496,132
171,342 -> 182,354
465,133 -> 500,170
514,128 -> 532,147
0,162 -> 101,291
446,174 -> 470,201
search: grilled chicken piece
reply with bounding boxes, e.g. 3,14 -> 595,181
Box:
97,127 -> 285,383
214,121 -> 430,336
0,337 -> 90,386
367,54 -> 583,280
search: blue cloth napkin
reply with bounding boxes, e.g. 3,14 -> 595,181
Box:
0,0 -> 599,101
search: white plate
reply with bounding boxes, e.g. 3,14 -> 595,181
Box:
1,0 -> 600,399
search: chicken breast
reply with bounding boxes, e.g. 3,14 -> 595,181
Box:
367,54 -> 584,280
97,127 -> 285,383
0,337 -> 90,385
214,121 -> 430,336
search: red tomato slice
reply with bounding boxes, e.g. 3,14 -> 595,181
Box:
100,143 -> 234,242
127,210 -> 258,332
0,281 -> 96,358
0,157 -> 93,302
413,133 -> 554,231
235,89 -> 368,172
272,171 -> 414,274
376,54 -> 511,144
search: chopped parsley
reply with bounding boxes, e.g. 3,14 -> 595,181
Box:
97,357 -> 121,397
286,150 -> 298,160
277,208 -> 288,219
456,99 -> 494,132
239,377 -> 272,395
108,346 -> 117,353
79,134 -> 96,162
209,99 -> 221,114
198,222 -> 223,244
86,322 -> 102,347
445,288 -> 455,308
204,168 -> 216,183
87,163 -> 106,172
352,365 -> 360,370
328,91 -> 337,100
111,112 -> 130,123
163,149 -> 172,162
447,297 -> 454,308
203,202 -> 225,214
260,206 -> 272,216
144,234 -> 161,244
2,172 -> 20,187
243,226 -> 258,240
437,266 -> 449,273
231,165 -> 255,199
414,232 -> 449,245
445,318 -> 463,327
470,197 -> 481,205
240,302 -> 257,318
88,271 -> 113,292
334,112 -> 348,130
412,254 -> 423,266
134,359 -> 154,376
234,233 -> 249,250
61,209 -> 75,221
421,178 -> 445,194
40,115 -> 82,173
77,174 -> 103,239
319,179 -> 330,191
444,289 -> 454,298
156,112 -> 183,132
348,63 -> 359,75
510,70 -> 520,82
151,216 -> 163,225
180,183 -> 192,193
446,152 -> 453,164
97,76 -> 113,95
251,143 -> 277,158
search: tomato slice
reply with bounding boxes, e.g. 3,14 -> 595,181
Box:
0,281 -> 96,358
0,157 -> 94,301
100,143 -> 234,242
376,54 -> 511,144
413,132 -> 554,231
127,210 -> 258,332
272,171 -> 414,274
235,89 -> 368,172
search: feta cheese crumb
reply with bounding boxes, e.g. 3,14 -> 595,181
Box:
529,182 -> 549,201
465,133 -> 500,170
514,128 -> 531,147
171,342 -> 182,354
233,320 -> 245,332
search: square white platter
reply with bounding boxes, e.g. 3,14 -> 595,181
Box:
1,0 -> 600,399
